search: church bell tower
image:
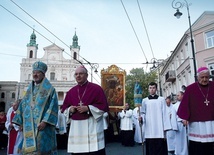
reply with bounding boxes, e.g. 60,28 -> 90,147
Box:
70,31 -> 80,60
27,30 -> 38,59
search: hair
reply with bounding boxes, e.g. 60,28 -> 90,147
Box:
76,66 -> 88,74
149,82 -> 157,88
0,108 -> 4,113
181,85 -> 186,91
166,96 -> 171,100
178,91 -> 184,96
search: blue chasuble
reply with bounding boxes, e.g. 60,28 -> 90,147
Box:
13,78 -> 58,155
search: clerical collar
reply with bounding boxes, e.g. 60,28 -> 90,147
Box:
78,80 -> 88,86
148,94 -> 159,100
34,83 -> 40,86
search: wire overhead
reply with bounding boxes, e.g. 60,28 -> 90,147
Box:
0,2 -> 101,83
9,0 -> 103,83
120,0 -> 148,63
9,0 -> 86,64
137,0 -> 155,59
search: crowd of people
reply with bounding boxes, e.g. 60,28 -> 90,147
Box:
0,61 -> 213,155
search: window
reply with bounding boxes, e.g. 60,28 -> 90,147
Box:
208,63 -> 214,77
28,74 -> 31,80
30,50 -> 33,58
180,49 -> 184,64
206,30 -> 214,48
1,92 -> 5,98
73,52 -> 77,60
50,72 -> 55,81
176,55 -> 179,69
12,92 -> 15,99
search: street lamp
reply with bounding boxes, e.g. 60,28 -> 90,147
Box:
90,63 -> 99,82
172,0 -> 197,82
82,63 -> 99,82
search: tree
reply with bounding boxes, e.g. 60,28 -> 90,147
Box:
125,67 -> 157,109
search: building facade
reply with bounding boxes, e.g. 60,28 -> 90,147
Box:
161,11 -> 214,99
0,31 -> 81,112
0,81 -> 18,112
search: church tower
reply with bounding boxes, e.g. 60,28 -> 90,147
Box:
27,30 -> 38,59
70,31 -> 80,60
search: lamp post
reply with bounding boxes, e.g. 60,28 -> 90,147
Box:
150,58 -> 162,96
89,63 -> 99,82
82,59 -> 99,82
172,0 -> 197,82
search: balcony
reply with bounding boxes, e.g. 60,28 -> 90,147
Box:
165,70 -> 176,82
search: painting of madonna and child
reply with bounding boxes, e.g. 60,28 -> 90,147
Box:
101,65 -> 126,110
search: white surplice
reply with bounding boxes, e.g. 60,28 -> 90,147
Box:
188,121 -> 214,142
132,107 -> 145,143
118,109 -> 133,131
141,97 -> 170,139
165,104 -> 177,151
64,105 -> 105,153
56,110 -> 67,135
103,112 -> 108,130
173,101 -> 188,155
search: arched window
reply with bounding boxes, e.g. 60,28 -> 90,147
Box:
1,92 -> 5,98
30,50 -> 33,58
12,92 -> 16,99
50,72 -> 55,81
28,74 -> 31,80
73,52 -> 77,60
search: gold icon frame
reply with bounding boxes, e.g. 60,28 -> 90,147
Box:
101,65 -> 126,111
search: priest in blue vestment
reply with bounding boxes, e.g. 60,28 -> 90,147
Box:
13,61 -> 58,155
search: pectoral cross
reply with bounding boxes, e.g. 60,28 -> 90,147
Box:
204,99 -> 210,106
79,101 -> 83,106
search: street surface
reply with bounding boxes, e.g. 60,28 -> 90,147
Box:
0,142 -> 143,155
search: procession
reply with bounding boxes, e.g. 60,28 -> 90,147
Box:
0,62 -> 214,155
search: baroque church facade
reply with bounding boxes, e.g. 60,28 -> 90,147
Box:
0,31 -> 81,112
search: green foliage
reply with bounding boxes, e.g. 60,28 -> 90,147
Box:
125,67 -> 158,109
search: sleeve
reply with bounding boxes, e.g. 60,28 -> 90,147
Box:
42,88 -> 59,126
88,83 -> 109,112
103,112 -> 108,118
61,90 -> 72,113
140,99 -> 146,124
162,98 -> 171,131
177,88 -> 190,121
5,108 -> 11,131
88,105 -> 105,121
12,102 -> 23,127
63,107 -> 71,124
125,109 -> 133,118
170,107 -> 178,130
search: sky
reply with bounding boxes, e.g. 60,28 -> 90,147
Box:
0,0 -> 213,83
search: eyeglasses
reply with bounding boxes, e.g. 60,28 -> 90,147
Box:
74,73 -> 86,76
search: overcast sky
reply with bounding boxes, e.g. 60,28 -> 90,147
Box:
0,0 -> 213,83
